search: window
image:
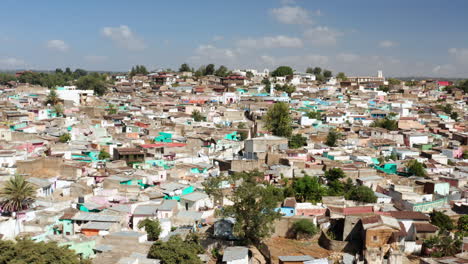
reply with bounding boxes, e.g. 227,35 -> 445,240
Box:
373,236 -> 378,242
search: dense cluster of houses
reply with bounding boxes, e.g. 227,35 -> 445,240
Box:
0,68 -> 466,264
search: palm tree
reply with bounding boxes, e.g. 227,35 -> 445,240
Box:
0,175 -> 36,213
45,89 -> 60,106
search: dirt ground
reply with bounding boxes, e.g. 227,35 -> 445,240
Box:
265,237 -> 333,264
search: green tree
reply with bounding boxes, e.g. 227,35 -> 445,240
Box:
305,111 -> 321,119
275,84 -> 296,96
271,66 -> 293,77
73,69 -> 88,79
323,70 -> 332,78
205,64 -> 215,75
45,89 -> 60,106
54,104 -> 64,116
98,150 -> 111,160
292,175 -> 326,203
345,185 -> 377,203
214,65 -> 229,77
129,65 -> 149,77
336,72 -> 347,81
459,79 -> 468,93
325,130 -> 340,147
406,160 -> 427,177
0,175 -> 36,213
324,168 -> 346,183
450,112 -> 458,121
179,63 -> 192,72
430,211 -> 454,231
238,131 -> 248,141
387,78 -> 401,86
262,78 -> 272,93
289,134 -> 307,149
0,238 -> 90,264
221,171 -> 283,245
194,66 -> 206,77
147,235 -> 203,264
0,73 -> 17,84
108,104 -> 117,115
76,74 -> 107,96
305,67 -> 314,74
202,176 -> 225,204
370,118 -> 398,131
291,219 -> 318,239
65,67 -> 72,75
264,102 -> 292,138
312,67 -> 322,75
191,110 -> 205,122
138,218 -> 162,241
59,133 -> 71,143
424,234 -> 462,257
458,215 -> 468,232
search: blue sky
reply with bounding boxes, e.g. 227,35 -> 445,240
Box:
0,0 -> 467,77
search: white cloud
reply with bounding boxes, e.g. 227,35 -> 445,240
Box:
46,39 -> 69,52
280,0 -> 296,5
336,53 -> 359,62
84,55 -> 108,63
303,26 -> 342,45
102,25 -> 146,51
0,58 -> 26,68
270,6 -> 313,25
260,54 -> 329,69
237,35 -> 303,49
379,40 -> 398,48
212,35 -> 224,41
448,48 -> 468,65
432,64 -> 457,76
189,44 -> 237,65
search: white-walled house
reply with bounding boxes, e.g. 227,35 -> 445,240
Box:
179,192 -> 212,211
54,86 -> 94,106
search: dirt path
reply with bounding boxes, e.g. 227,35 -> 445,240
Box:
265,237 -> 333,264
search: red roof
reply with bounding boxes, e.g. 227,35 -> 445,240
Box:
140,143 -> 186,148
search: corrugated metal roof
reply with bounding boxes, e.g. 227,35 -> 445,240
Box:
82,221 -> 114,230
71,212 -> 121,222
222,247 -> 249,262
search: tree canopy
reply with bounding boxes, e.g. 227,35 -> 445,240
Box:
147,235 -> 204,264
325,130 -> 340,147
271,66 -> 293,77
430,211 -> 454,231
191,110 -> 205,122
138,218 -> 162,241
345,185 -> 377,203
214,65 -> 229,77
264,102 -> 293,138
205,64 -> 215,75
0,238 -> 91,264
0,175 -> 35,213
291,175 -> 326,203
98,150 -> 111,160
289,134 -> 307,149
179,63 -> 192,72
406,160 -> 427,177
370,118 -> 398,131
336,72 -> 347,81
291,219 -> 318,239
76,74 -> 107,96
323,70 -> 332,78
129,65 -> 148,77
221,171 -> 283,245
274,83 -> 296,96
